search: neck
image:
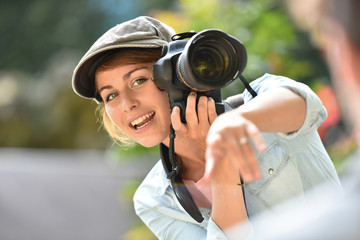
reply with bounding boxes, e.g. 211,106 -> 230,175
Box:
178,155 -> 205,182
162,137 -> 206,182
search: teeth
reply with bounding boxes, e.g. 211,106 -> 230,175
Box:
131,112 -> 155,128
136,120 -> 151,129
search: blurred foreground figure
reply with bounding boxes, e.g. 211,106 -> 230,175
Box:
225,0 -> 360,239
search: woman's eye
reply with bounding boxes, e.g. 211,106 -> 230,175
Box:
133,78 -> 148,86
106,92 -> 118,102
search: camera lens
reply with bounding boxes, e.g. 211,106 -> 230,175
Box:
192,42 -> 226,80
177,30 -> 246,91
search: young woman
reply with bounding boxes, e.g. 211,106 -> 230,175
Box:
72,16 -> 342,239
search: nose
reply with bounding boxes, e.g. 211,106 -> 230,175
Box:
121,92 -> 138,112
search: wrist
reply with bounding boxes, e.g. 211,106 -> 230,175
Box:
210,156 -> 241,186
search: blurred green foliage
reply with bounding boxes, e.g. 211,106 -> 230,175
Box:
0,0 -> 105,73
0,1 -> 351,239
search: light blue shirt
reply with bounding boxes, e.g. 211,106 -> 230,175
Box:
226,150 -> 360,240
133,74 -> 342,240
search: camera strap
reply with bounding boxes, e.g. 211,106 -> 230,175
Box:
240,75 -> 258,98
160,141 -> 205,223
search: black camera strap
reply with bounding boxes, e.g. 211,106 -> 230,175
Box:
240,75 -> 258,98
160,141 -> 205,223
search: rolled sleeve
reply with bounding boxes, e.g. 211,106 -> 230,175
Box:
207,217 -> 229,240
280,80 -> 327,138
224,220 -> 255,240
208,217 -> 256,240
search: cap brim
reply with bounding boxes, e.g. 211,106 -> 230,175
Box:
72,43 -> 165,99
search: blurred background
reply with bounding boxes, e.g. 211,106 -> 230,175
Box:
0,0 -> 357,239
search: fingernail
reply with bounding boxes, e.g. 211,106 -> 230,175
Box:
190,92 -> 196,96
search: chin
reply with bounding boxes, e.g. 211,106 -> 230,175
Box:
137,131 -> 169,148
137,138 -> 163,148
140,142 -> 158,148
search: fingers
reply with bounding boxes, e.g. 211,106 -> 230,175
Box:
233,133 -> 261,182
219,128 -> 254,182
173,92 -> 217,134
246,122 -> 267,152
205,129 -> 260,183
185,92 -> 217,127
208,97 -> 217,124
204,134 -> 226,180
228,122 -> 263,182
197,95 -> 209,125
205,114 -> 266,183
206,132 -> 260,183
171,106 -> 187,133
185,92 -> 198,129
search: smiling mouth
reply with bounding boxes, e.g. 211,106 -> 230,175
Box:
130,112 -> 155,130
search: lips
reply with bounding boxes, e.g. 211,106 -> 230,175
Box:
130,112 -> 155,130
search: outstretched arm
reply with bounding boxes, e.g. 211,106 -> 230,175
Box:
205,87 -> 306,183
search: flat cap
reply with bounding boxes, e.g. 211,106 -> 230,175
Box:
72,16 -> 176,99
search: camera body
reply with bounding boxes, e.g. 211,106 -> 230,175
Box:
153,29 -> 247,122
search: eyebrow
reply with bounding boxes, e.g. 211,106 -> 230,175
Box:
97,66 -> 151,96
123,66 -> 150,80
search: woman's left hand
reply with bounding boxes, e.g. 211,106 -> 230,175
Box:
204,108 -> 267,183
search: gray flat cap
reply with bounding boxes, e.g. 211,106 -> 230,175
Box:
72,16 -> 176,99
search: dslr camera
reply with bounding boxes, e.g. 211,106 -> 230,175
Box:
153,30 -> 255,223
152,29 -> 248,122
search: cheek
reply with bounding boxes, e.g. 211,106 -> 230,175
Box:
161,92 -> 170,108
105,106 -> 124,130
159,92 -> 171,120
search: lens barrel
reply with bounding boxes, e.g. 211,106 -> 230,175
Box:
177,29 -> 246,91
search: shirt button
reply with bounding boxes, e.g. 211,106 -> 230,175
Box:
268,168 -> 274,174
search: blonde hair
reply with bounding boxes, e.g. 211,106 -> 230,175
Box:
95,48 -> 162,145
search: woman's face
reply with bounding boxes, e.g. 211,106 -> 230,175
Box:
95,62 -> 171,147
